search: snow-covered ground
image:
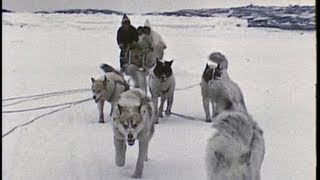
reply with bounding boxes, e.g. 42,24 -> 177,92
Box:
2,13 -> 316,180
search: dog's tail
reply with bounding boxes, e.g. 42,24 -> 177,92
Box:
208,52 -> 228,70
100,63 -> 123,77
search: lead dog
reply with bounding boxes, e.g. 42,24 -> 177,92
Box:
148,59 -> 175,123
201,52 -> 245,122
112,88 -> 155,178
91,63 -> 129,123
206,111 -> 265,180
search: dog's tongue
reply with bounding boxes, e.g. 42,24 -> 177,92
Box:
127,139 -> 135,146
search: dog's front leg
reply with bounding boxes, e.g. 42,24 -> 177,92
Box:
159,96 -> 166,118
165,94 -> 174,116
98,100 -> 105,123
132,140 -> 149,178
202,96 -> 211,122
210,99 -> 218,119
152,96 -> 159,124
114,136 -> 126,167
110,102 -> 115,116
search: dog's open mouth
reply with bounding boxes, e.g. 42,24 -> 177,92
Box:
127,139 -> 135,146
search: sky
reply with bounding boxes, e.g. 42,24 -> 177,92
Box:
2,0 -> 315,13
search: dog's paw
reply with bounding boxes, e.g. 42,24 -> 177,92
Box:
115,157 -> 125,167
205,118 -> 212,123
99,120 -> 105,123
212,112 -> 219,117
132,172 -> 142,178
165,110 -> 171,116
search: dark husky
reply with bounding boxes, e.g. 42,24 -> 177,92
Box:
148,59 -> 175,123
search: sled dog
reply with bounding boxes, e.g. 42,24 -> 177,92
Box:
112,88 -> 155,178
123,63 -> 148,93
148,59 -> 175,123
206,111 -> 265,180
91,63 -> 129,123
201,53 -> 245,122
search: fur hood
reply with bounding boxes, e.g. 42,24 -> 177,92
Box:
143,19 -> 166,50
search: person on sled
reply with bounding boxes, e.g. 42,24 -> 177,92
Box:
116,14 -> 139,70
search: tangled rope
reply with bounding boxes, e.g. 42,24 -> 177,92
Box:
2,97 -> 92,138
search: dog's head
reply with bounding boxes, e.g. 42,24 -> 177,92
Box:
202,63 -> 225,83
91,76 -> 108,103
153,59 -> 173,82
202,63 -> 215,83
116,104 -> 145,146
213,150 -> 253,180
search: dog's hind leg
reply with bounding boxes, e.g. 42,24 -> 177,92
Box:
98,100 -> 105,123
132,140 -> 149,178
165,94 -> 174,116
159,96 -> 166,118
114,136 -> 127,167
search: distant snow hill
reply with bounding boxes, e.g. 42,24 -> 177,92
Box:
145,5 -> 315,31
34,9 -> 124,15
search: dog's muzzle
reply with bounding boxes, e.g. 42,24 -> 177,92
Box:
93,95 -> 100,103
127,134 -> 135,146
161,75 -> 167,82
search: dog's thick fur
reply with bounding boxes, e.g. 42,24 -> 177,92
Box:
206,111 -> 265,180
201,52 -> 245,122
148,59 -> 175,123
123,64 -> 148,93
112,88 -> 155,178
91,64 -> 129,123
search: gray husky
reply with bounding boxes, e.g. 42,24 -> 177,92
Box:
206,111 -> 265,180
201,52 -> 245,122
91,64 -> 129,123
148,59 -> 175,123
112,88 -> 155,178
123,64 -> 148,93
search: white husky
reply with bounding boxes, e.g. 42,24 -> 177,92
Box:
112,88 -> 155,178
91,63 -> 129,123
206,111 -> 265,180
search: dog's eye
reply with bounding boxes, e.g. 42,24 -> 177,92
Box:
92,90 -> 95,93
123,124 -> 128,129
132,124 -> 137,128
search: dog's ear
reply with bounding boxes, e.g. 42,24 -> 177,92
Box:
118,104 -> 123,114
103,76 -> 107,85
217,63 -> 222,70
239,151 -> 251,164
165,60 -> 173,66
91,77 -> 95,83
156,58 -> 162,65
205,63 -> 209,69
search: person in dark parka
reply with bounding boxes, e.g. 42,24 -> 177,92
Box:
116,14 -> 139,69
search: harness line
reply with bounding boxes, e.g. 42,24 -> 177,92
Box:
2,98 -> 92,138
